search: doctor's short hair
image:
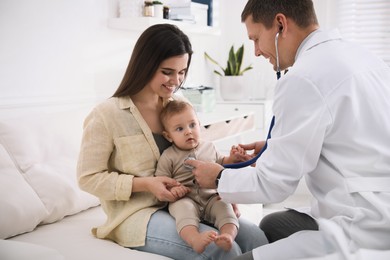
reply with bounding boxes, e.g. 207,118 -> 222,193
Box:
241,0 -> 318,29
160,100 -> 195,129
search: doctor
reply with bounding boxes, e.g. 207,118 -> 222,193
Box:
186,0 -> 390,259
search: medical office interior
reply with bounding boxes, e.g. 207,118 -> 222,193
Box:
0,0 -> 389,259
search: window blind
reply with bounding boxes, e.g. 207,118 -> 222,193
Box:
336,0 -> 390,66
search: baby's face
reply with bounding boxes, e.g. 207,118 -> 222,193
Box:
164,107 -> 200,150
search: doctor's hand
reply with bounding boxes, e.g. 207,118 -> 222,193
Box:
185,160 -> 223,189
235,141 -> 266,162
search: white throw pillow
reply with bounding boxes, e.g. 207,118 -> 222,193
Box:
0,144 -> 47,239
0,108 -> 99,225
24,160 -> 100,224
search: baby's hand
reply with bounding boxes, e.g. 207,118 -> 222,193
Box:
169,185 -> 190,200
230,145 -> 248,162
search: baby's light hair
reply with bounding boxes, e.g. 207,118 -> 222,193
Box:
160,100 -> 195,130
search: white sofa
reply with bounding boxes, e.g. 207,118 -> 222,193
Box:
0,103 -> 174,260
0,102 -> 263,260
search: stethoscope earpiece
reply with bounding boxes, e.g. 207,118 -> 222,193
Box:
275,32 -> 281,80
224,27 -> 283,169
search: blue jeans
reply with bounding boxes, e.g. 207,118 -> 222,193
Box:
133,209 -> 268,260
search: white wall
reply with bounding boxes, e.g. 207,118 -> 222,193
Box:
0,0 -> 126,104
0,0 -> 221,106
212,0 -> 277,100
0,0 -> 332,107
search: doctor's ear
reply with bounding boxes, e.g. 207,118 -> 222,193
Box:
275,13 -> 286,33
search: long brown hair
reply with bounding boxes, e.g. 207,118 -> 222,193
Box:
113,24 -> 193,97
241,0 -> 318,29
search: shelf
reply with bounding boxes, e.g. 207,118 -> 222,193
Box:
198,110 -> 255,142
108,17 -> 221,35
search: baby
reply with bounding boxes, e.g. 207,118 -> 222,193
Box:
155,100 -> 241,253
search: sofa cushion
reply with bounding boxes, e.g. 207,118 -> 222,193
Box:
0,144 -> 48,239
7,206 -> 172,260
0,240 -> 65,260
0,107 -> 99,231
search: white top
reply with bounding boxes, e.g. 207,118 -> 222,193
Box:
218,29 -> 390,250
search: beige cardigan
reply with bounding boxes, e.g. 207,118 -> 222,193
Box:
77,96 -> 174,247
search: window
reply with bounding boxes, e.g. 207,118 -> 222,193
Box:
336,0 -> 390,66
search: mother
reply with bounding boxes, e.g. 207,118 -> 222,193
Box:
77,24 -> 267,259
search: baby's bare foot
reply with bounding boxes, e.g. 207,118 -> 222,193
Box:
190,230 -> 217,253
215,233 -> 233,251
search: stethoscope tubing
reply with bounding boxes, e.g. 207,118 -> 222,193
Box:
223,33 -> 281,169
223,116 -> 275,169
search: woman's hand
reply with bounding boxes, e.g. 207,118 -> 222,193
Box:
134,176 -> 186,202
151,176 -> 183,202
148,176 -> 190,202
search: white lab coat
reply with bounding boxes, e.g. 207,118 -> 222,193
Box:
218,29 -> 390,258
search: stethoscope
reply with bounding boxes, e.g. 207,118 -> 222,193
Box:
223,31 -> 281,169
275,31 -> 282,81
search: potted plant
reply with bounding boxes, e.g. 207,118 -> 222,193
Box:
205,44 -> 253,100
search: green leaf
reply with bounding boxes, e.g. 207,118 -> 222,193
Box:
214,70 -> 223,76
236,45 -> 244,75
228,46 -> 237,75
204,44 -> 253,76
239,65 -> 253,75
204,52 -> 226,76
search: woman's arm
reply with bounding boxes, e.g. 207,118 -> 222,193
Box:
77,109 -> 123,200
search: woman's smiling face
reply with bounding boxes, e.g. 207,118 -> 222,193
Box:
148,54 -> 189,98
